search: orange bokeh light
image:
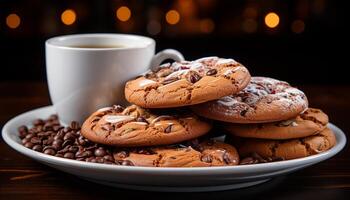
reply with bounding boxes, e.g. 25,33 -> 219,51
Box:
264,12 -> 280,28
166,10 -> 180,25
61,9 -> 76,25
6,13 -> 21,29
116,6 -> 131,22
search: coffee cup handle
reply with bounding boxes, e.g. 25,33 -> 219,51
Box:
150,49 -> 184,72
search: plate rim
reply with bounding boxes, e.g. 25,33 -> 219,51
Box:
2,105 -> 347,174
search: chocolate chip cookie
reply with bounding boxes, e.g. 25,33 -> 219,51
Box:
232,127 -> 336,161
125,57 -> 251,108
224,108 -> 328,139
113,140 -> 239,167
81,105 -> 212,147
191,77 -> 308,123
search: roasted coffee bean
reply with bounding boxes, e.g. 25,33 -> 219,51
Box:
103,155 -> 114,162
55,153 -> 64,158
32,145 -> 43,152
63,127 -> 72,133
22,138 -> 30,144
24,142 -> 34,149
120,160 -> 134,166
201,155 -> 213,163
48,114 -> 58,121
115,151 -> 129,158
137,148 -> 155,155
94,148 -> 106,157
70,121 -> 80,130
76,158 -> 85,161
53,125 -> 63,131
76,150 -> 93,158
136,117 -> 148,124
63,152 -> 75,159
18,126 -> 28,139
25,133 -> 35,139
44,148 -> 56,155
43,123 -> 54,131
64,132 -> 77,140
68,146 -> 79,153
33,119 -> 44,126
62,139 -> 74,147
206,69 -> 217,76
42,137 -> 54,145
30,137 -> 42,144
164,125 -> 172,133
78,136 -> 89,146
240,157 -> 258,165
52,139 -> 63,150
96,157 -> 105,163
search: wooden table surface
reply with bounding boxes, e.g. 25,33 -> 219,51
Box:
1,82 -> 349,200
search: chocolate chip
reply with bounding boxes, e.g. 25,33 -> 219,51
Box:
201,155 -> 213,163
120,160 -> 134,166
206,69 -> 217,76
162,77 -> 178,85
189,73 -> 201,83
32,145 -> 43,152
113,105 -> 125,113
136,117 -> 148,124
63,152 -> 75,159
240,109 -> 248,117
164,124 -> 172,133
223,152 -> 233,164
94,148 -> 106,157
137,148 -> 156,155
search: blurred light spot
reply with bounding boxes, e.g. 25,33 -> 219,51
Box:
312,0 -> 325,14
116,6 -> 131,22
147,20 -> 161,35
291,20 -> 305,34
264,12 -> 280,28
243,7 -> 258,19
166,10 -> 180,25
242,19 -> 257,33
6,13 -> 21,29
61,9 -> 76,25
199,19 -> 215,33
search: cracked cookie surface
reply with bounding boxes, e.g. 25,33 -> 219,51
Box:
191,76 -> 308,123
113,140 -> 239,167
231,127 -> 336,160
81,105 -> 212,147
224,108 -> 328,139
124,57 -> 251,108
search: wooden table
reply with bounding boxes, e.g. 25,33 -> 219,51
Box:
1,82 -> 349,199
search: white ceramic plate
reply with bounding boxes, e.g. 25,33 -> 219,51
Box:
2,106 -> 347,192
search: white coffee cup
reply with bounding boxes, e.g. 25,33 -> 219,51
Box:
45,33 -> 184,125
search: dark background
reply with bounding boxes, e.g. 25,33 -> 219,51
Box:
0,0 -> 346,84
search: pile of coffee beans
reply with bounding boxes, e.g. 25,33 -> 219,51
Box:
18,114 -> 281,166
19,114 -> 118,164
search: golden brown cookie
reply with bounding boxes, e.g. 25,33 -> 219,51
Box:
233,127 -> 336,161
224,108 -> 328,139
191,77 -> 308,123
81,105 -> 212,147
113,140 -> 239,167
125,57 -> 251,108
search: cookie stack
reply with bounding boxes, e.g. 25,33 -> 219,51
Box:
81,57 -> 336,167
